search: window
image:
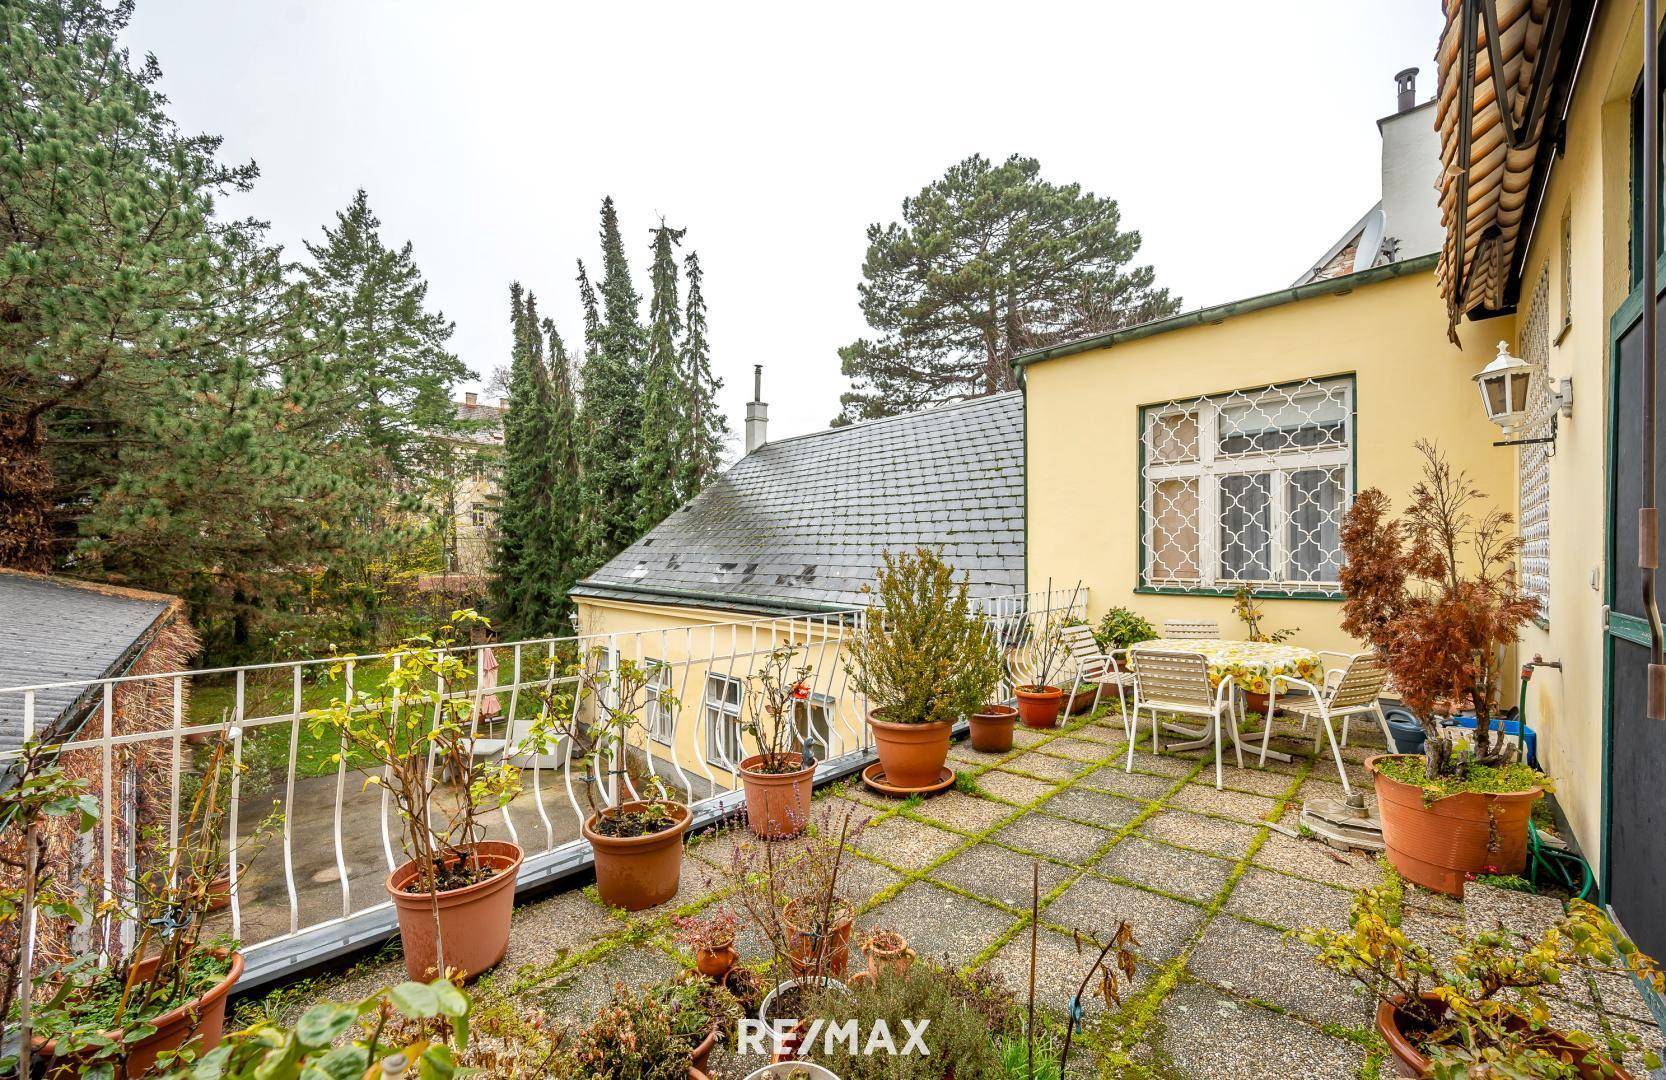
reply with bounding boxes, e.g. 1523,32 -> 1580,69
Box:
703,674 -> 744,766
470,503 -> 487,528
1140,377 -> 1353,595
1520,270 -> 1553,623
643,659 -> 674,744
794,693 -> 835,756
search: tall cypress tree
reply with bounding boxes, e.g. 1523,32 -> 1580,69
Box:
576,197 -> 648,573
544,318 -> 583,615
634,221 -> 687,531
679,250 -> 728,497
489,284 -> 551,636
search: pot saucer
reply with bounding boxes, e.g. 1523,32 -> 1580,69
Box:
860,762 -> 955,797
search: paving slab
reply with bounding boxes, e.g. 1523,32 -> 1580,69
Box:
909,790 -> 1018,834
982,925 -> 1136,1017
499,888 -> 620,969
852,815 -> 967,871
1004,750 -> 1095,781
1123,749 -> 1201,778
993,813 -> 1113,866
530,943 -> 683,1017
863,880 -> 1018,969
1077,766 -> 1177,801
1144,981 -> 1367,1080
1462,879 -> 1565,941
948,740 -> 1006,769
1223,867 -> 1355,931
837,850 -> 907,909
1012,726 -> 1054,748
1213,766 -> 1302,799
978,768 -> 1058,806
1044,875 -> 1205,967
1251,832 -> 1384,891
1041,788 -> 1148,830
930,841 -> 1076,910
1098,834 -> 1235,904
1168,783 -> 1282,824
1040,736 -> 1116,762
1186,913 -> 1374,1028
1135,809 -> 1263,859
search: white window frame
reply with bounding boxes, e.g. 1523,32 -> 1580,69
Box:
643,658 -> 674,745
793,692 -> 836,756
703,673 -> 744,767
1140,376 -> 1354,596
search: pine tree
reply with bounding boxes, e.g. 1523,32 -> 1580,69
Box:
489,284 -> 548,637
679,250 -> 728,497
543,318 -> 583,616
577,197 -> 648,573
634,221 -> 688,531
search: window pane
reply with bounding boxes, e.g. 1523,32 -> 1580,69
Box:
1219,473 -> 1272,581
1148,410 -> 1199,463
1286,468 -> 1344,583
1218,389 -> 1347,456
1149,478 -> 1200,580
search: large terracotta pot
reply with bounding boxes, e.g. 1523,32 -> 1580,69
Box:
1368,754 -> 1542,897
738,752 -> 815,839
968,704 -> 1018,752
1065,686 -> 1099,716
866,712 -> 951,788
1015,685 -> 1065,728
38,949 -> 243,1079
783,895 -> 854,978
387,840 -> 523,982
1377,994 -> 1630,1079
583,801 -> 690,911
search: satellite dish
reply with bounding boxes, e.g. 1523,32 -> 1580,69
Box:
1352,208 -> 1387,272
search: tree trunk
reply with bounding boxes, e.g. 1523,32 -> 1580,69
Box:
0,411 -> 54,572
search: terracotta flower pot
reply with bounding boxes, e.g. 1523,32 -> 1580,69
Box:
387,840 -> 523,982
695,939 -> 738,981
783,896 -> 854,978
969,704 -> 1018,752
1015,685 -> 1065,728
205,864 -> 249,914
738,752 -> 815,839
1368,754 -> 1542,897
583,801 -> 691,911
37,949 -> 243,1079
866,711 -> 951,788
1065,686 -> 1099,716
689,1022 -> 718,1077
1376,994 -> 1630,1079
861,933 -> 915,980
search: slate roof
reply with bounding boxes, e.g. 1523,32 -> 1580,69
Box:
0,571 -> 176,753
572,392 -> 1025,613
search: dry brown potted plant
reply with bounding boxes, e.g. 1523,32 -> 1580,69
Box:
675,907 -> 740,982
1014,619 -> 1070,729
529,647 -> 690,911
845,549 -> 992,790
1297,880 -> 1664,1078
736,644 -> 819,839
1339,442 -> 1547,896
855,927 -> 914,981
309,612 -> 523,982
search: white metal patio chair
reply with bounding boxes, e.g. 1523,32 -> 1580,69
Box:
1059,623 -> 1136,718
1128,649 -> 1240,789
1161,619 -> 1221,639
1270,652 -> 1392,794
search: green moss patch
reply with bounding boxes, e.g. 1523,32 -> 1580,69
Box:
1376,757 -> 1545,799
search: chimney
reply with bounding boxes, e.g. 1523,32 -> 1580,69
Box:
464,391 -> 478,407
498,398 -> 508,410
1395,67 -> 1418,113
745,365 -> 768,454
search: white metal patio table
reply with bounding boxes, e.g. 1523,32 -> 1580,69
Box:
1128,638 -> 1324,762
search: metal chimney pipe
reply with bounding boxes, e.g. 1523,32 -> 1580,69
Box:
1395,67 -> 1418,113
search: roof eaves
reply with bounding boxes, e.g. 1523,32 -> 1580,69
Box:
568,580 -> 860,616
1011,252 -> 1440,369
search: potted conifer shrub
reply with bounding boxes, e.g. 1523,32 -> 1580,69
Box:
963,628 -> 1012,752
309,612 -> 524,982
844,549 -> 991,790
1339,443 -> 1547,896
736,644 -> 819,839
532,647 -> 690,911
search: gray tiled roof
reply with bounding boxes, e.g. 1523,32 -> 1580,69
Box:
573,392 -> 1025,612
0,571 -> 175,752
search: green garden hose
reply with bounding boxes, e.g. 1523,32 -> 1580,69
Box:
1527,818 -> 1595,900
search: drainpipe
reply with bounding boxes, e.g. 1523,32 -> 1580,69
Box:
1644,0 -> 1665,720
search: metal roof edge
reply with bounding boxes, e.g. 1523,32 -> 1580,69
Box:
568,581 -> 858,616
1011,252 -> 1441,369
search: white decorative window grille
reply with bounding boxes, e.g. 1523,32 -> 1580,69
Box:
703,674 -> 744,766
643,658 -> 674,744
1520,269 -> 1552,622
1141,377 -> 1354,595
794,693 -> 835,755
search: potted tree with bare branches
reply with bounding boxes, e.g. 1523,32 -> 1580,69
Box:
1014,619 -> 1070,729
308,612 -> 524,982
736,644 -> 819,839
1339,442 -> 1547,895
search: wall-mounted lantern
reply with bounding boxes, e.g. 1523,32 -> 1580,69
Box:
1474,340 -> 1572,447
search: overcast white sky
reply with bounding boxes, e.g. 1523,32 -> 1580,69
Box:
123,1 -> 1444,449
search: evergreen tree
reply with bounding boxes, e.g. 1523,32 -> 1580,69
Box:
679,250 -> 727,496
576,197 -> 648,572
301,189 -> 467,482
543,317 -> 582,618
634,221 -> 687,531
489,284 -> 552,637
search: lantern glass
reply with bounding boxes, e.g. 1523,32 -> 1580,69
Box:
1510,371 -> 1530,413
1483,374 -> 1508,418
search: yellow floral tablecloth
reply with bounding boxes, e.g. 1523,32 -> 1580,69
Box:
1129,638 -> 1322,695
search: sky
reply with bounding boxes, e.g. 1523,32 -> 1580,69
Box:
123,1 -> 1446,451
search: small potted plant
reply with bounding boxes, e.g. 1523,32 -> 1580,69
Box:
562,974 -> 739,1080
845,548 -> 992,789
530,647 -> 690,911
856,928 -> 914,980
308,612 -> 524,981
1296,881 -> 1664,1078
1230,585 -> 1297,715
737,645 -> 820,838
1339,443 -> 1547,895
676,907 -> 740,981
963,629 -> 1013,753
1014,620 -> 1070,729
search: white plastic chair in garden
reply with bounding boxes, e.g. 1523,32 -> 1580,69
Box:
1161,619 -> 1220,640
1270,652 -> 1392,794
1128,649 -> 1239,789
1058,623 -> 1136,718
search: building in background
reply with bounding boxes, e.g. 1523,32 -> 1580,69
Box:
437,392 -> 507,578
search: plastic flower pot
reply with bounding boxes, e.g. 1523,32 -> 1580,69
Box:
1015,685 -> 1065,728
1367,754 -> 1542,897
758,976 -> 850,1062
738,752 -> 815,839
866,710 -> 951,788
387,840 -> 523,982
968,703 -> 1018,752
583,801 -> 690,911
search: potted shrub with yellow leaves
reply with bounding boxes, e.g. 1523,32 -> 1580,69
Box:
1339,443 -> 1547,896
308,612 -> 523,983
844,549 -> 996,790
1297,880 -> 1664,1078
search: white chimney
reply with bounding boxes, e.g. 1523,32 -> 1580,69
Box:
464,391 -> 478,407
1377,66 -> 1443,262
745,365 -> 768,455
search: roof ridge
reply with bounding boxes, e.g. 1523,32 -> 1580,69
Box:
754,390 -> 1022,453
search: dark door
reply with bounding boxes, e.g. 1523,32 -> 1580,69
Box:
1605,290 -> 1666,960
